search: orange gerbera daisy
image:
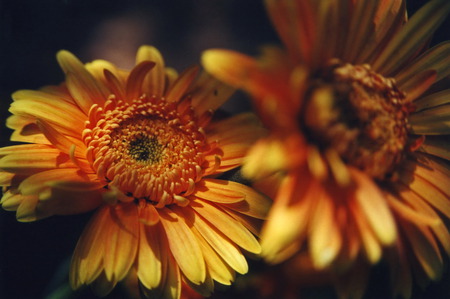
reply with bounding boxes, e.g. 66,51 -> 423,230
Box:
202,0 -> 450,297
0,45 -> 270,298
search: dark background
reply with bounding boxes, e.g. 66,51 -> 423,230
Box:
0,0 -> 449,298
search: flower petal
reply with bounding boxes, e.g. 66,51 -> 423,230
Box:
403,223 -> 443,280
191,227 -> 235,286
0,148 -> 77,174
189,72 -> 235,115
205,113 -> 266,174
165,66 -> 199,103
398,169 -> 450,218
9,97 -> 85,137
199,179 -> 272,220
191,179 -> 245,204
103,204 -> 139,283
372,0 -> 450,75
137,222 -> 162,289
309,188 -> 342,269
260,170 -> 315,263
409,105 -> 450,135
192,207 -> 248,274
70,205 -> 109,289
397,42 -> 450,86
350,168 -> 397,245
190,199 -> 261,254
136,45 -> 166,98
125,61 -> 156,101
159,207 -> 206,285
57,50 -> 109,113
415,89 -> 450,114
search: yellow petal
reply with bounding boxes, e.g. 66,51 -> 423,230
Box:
350,168 -> 397,245
137,222 -> 162,289
403,223 -> 443,280
136,45 -> 166,98
242,138 -> 288,180
192,206 -> 248,274
191,228 -> 235,285
103,204 -> 139,283
260,171 -> 315,263
70,206 -> 108,288
159,207 -> 206,285
399,170 -> 450,218
309,189 -> 342,269
350,201 -> 382,264
191,199 -> 261,254
206,179 -> 272,220
191,179 -> 245,204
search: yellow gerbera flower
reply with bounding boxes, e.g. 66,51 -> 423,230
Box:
202,0 -> 450,297
0,45 -> 271,298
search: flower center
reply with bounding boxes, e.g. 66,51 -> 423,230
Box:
83,95 -> 208,206
128,135 -> 163,164
302,60 -> 412,180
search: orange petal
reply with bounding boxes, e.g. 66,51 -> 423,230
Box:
9,97 -> 85,137
189,72 -> 235,115
265,0 -> 316,64
0,149 -> 77,174
125,61 -> 156,101
18,168 -> 99,195
165,66 -> 199,103
205,113 -> 266,174
401,70 -> 437,103
57,50 -> 108,113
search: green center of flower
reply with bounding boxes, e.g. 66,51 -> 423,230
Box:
128,135 -> 163,164
83,95 -> 209,206
302,60 -> 412,180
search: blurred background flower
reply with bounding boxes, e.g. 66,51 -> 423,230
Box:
0,0 -> 449,299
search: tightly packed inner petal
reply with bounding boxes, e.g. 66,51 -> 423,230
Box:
84,96 -> 207,205
303,59 -> 412,180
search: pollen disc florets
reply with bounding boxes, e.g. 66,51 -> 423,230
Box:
83,95 -> 208,206
303,59 -> 412,180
